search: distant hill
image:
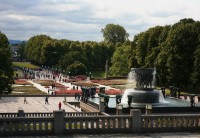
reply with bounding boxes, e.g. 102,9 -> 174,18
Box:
9,40 -> 26,45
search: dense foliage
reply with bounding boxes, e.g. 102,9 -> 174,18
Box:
25,35 -> 114,74
23,19 -> 200,91
101,24 -> 129,45
109,18 -> 200,91
0,32 -> 13,94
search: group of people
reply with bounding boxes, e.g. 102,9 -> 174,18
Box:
24,97 -> 62,110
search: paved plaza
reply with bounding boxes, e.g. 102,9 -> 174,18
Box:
0,97 -> 80,113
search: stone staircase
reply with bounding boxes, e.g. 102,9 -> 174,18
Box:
80,102 -> 99,112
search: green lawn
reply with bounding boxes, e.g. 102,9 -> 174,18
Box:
13,62 -> 40,69
91,70 -> 105,78
156,87 -> 189,95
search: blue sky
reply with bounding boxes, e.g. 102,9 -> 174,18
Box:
0,0 -> 200,41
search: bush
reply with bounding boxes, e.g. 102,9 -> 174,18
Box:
67,61 -> 87,76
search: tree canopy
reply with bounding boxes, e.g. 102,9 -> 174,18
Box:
0,31 -> 13,94
17,18 -> 200,92
101,24 -> 129,45
25,35 -> 114,75
109,18 -> 200,91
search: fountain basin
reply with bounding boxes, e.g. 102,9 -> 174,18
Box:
121,88 -> 167,107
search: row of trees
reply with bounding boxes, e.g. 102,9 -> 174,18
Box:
24,35 -> 115,75
0,32 -> 13,94
24,24 -> 129,76
110,18 -> 200,91
18,18 -> 200,91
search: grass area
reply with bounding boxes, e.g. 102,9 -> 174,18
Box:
14,70 -> 24,78
12,85 -> 46,95
13,62 -> 40,69
91,70 -> 105,78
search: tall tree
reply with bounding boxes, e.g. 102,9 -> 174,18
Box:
165,20 -> 199,87
101,24 -> 129,45
25,35 -> 52,65
191,46 -> 200,89
0,31 -> 14,94
17,41 -> 26,61
109,42 -> 132,76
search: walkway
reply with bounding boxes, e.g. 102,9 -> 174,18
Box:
0,97 -> 80,113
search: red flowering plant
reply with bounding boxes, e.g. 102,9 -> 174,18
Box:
91,80 -> 126,85
33,79 -> 55,86
55,90 -> 82,95
14,79 -> 31,85
105,89 -> 123,95
63,79 -> 79,83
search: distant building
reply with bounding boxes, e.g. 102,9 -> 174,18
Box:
9,40 -> 24,61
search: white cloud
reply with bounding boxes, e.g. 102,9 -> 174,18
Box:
0,0 -> 200,41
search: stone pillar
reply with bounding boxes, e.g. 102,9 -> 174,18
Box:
18,109 -> 25,117
130,109 -> 141,133
53,110 -> 65,135
116,104 -> 123,115
145,104 -> 152,115
99,97 -> 105,112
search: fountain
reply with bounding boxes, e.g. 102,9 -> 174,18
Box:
121,68 -> 167,107
87,67 -> 200,114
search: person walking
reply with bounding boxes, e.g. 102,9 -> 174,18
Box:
58,102 -> 62,110
24,97 -> 28,104
45,97 -> 49,104
77,93 -> 80,102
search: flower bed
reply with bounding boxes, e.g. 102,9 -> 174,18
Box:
105,89 -> 123,95
63,79 -> 78,83
14,79 -> 31,85
55,83 -> 69,90
72,82 -> 98,87
33,79 -> 55,86
12,86 -> 46,94
55,90 -> 82,95
91,80 -> 126,85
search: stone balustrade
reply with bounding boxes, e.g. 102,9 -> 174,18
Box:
0,111 -> 101,118
142,114 -> 200,132
0,117 -> 54,136
0,109 -> 200,136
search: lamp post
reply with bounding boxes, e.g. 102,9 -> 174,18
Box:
68,71 -> 71,79
89,72 -> 92,78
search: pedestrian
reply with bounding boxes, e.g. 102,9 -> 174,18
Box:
51,83 -> 54,89
45,97 -> 49,104
77,93 -> 80,102
58,102 -> 62,110
75,93 -> 77,100
24,97 -> 28,104
190,96 -> 195,107
16,72 -> 19,79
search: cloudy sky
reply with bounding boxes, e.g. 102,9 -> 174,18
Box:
0,0 -> 200,41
